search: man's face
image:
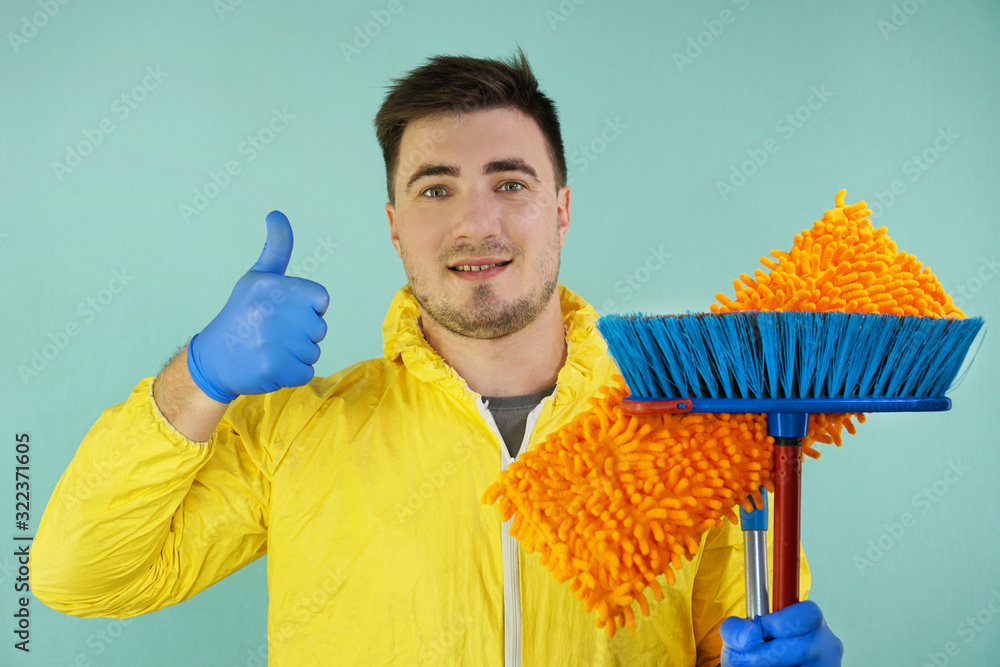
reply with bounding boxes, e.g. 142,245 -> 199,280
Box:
386,107 -> 570,340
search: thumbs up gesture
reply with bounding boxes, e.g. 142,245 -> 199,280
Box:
187,211 -> 331,403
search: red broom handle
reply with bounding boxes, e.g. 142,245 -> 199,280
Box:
773,438 -> 802,611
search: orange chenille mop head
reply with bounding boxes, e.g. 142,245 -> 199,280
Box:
482,190 -> 967,637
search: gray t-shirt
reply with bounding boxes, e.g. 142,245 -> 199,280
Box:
482,385 -> 557,458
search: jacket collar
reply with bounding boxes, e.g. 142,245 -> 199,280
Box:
381,284 -> 609,405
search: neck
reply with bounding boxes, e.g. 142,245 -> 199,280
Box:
419,291 -> 567,397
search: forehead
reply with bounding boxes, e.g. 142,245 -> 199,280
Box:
396,107 -> 554,181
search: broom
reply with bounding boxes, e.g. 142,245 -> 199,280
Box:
483,190 -> 983,634
598,309 -> 982,611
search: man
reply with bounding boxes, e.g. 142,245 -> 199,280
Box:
31,50 -> 842,666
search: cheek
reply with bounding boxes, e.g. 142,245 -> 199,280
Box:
399,224 -> 442,264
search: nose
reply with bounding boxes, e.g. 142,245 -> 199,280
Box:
451,187 -> 502,241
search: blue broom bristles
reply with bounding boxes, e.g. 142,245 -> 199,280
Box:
596,312 -> 984,400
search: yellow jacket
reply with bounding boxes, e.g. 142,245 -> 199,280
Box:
31,285 -> 808,666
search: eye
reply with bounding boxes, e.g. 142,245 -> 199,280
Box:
498,181 -> 525,192
421,185 -> 449,198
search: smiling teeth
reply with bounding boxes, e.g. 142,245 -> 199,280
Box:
456,263 -> 502,272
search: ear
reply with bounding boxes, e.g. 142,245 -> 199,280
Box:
386,201 -> 402,259
557,185 -> 571,247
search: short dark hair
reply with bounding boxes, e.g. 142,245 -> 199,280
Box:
374,48 -> 566,203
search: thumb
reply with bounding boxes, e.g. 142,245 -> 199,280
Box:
758,600 -> 825,640
720,616 -> 765,652
250,210 -> 294,274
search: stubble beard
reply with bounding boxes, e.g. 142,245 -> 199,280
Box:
402,236 -> 561,340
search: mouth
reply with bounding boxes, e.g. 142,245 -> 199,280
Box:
447,258 -> 513,281
449,260 -> 513,272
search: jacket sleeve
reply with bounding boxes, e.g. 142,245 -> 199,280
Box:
29,377 -> 273,618
691,509 -> 813,666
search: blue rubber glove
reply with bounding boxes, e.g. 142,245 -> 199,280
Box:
187,210 -> 330,403
720,600 -> 843,667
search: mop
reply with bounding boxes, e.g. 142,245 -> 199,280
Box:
483,190 -> 982,636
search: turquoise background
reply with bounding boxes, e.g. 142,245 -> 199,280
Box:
2,0 -> 998,664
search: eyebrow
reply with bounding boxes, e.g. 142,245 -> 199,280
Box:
404,157 -> 540,194
405,163 -> 459,194
484,157 -> 538,181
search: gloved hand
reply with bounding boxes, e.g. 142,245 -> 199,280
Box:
187,210 -> 330,403
720,600 -> 843,667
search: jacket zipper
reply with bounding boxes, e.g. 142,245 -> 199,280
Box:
478,394 -> 554,667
